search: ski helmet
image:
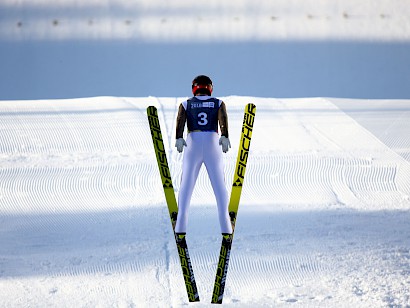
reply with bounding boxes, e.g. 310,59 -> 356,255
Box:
192,75 -> 213,96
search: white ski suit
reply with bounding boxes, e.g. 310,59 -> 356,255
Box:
174,95 -> 233,234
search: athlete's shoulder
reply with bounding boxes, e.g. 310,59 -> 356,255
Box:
180,99 -> 189,110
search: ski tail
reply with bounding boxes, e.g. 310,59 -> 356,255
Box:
147,106 -> 200,302
211,103 -> 256,304
211,234 -> 233,304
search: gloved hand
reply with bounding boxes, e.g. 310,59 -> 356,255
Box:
175,138 -> 187,153
219,136 -> 231,153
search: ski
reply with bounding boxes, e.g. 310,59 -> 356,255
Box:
147,106 -> 200,302
211,103 -> 256,304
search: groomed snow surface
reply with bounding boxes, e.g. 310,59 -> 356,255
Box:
0,96 -> 409,307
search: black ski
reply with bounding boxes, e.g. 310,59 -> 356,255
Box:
147,106 -> 200,302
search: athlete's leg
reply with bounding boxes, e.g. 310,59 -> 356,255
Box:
175,133 -> 203,233
204,133 -> 233,234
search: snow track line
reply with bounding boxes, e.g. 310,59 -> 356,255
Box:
236,153 -> 405,209
229,254 -> 324,286
0,163 -> 152,213
0,98 -> 162,213
53,259 -> 167,278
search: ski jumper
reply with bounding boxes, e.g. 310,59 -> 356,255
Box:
175,95 -> 233,234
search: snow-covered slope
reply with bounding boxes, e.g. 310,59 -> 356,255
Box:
1,96 -> 409,306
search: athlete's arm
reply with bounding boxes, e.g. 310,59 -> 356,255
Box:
176,104 -> 187,139
218,101 -> 229,138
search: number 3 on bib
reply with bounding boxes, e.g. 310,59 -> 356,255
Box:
197,112 -> 208,125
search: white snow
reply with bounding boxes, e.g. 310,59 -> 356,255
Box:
1,0 -> 410,307
0,96 -> 409,307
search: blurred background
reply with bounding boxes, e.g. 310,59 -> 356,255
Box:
1,0 -> 410,100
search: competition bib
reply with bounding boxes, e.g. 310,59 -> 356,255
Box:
186,97 -> 220,133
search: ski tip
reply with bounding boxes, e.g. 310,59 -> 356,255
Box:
211,293 -> 224,304
245,103 -> 256,114
189,296 -> 200,302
